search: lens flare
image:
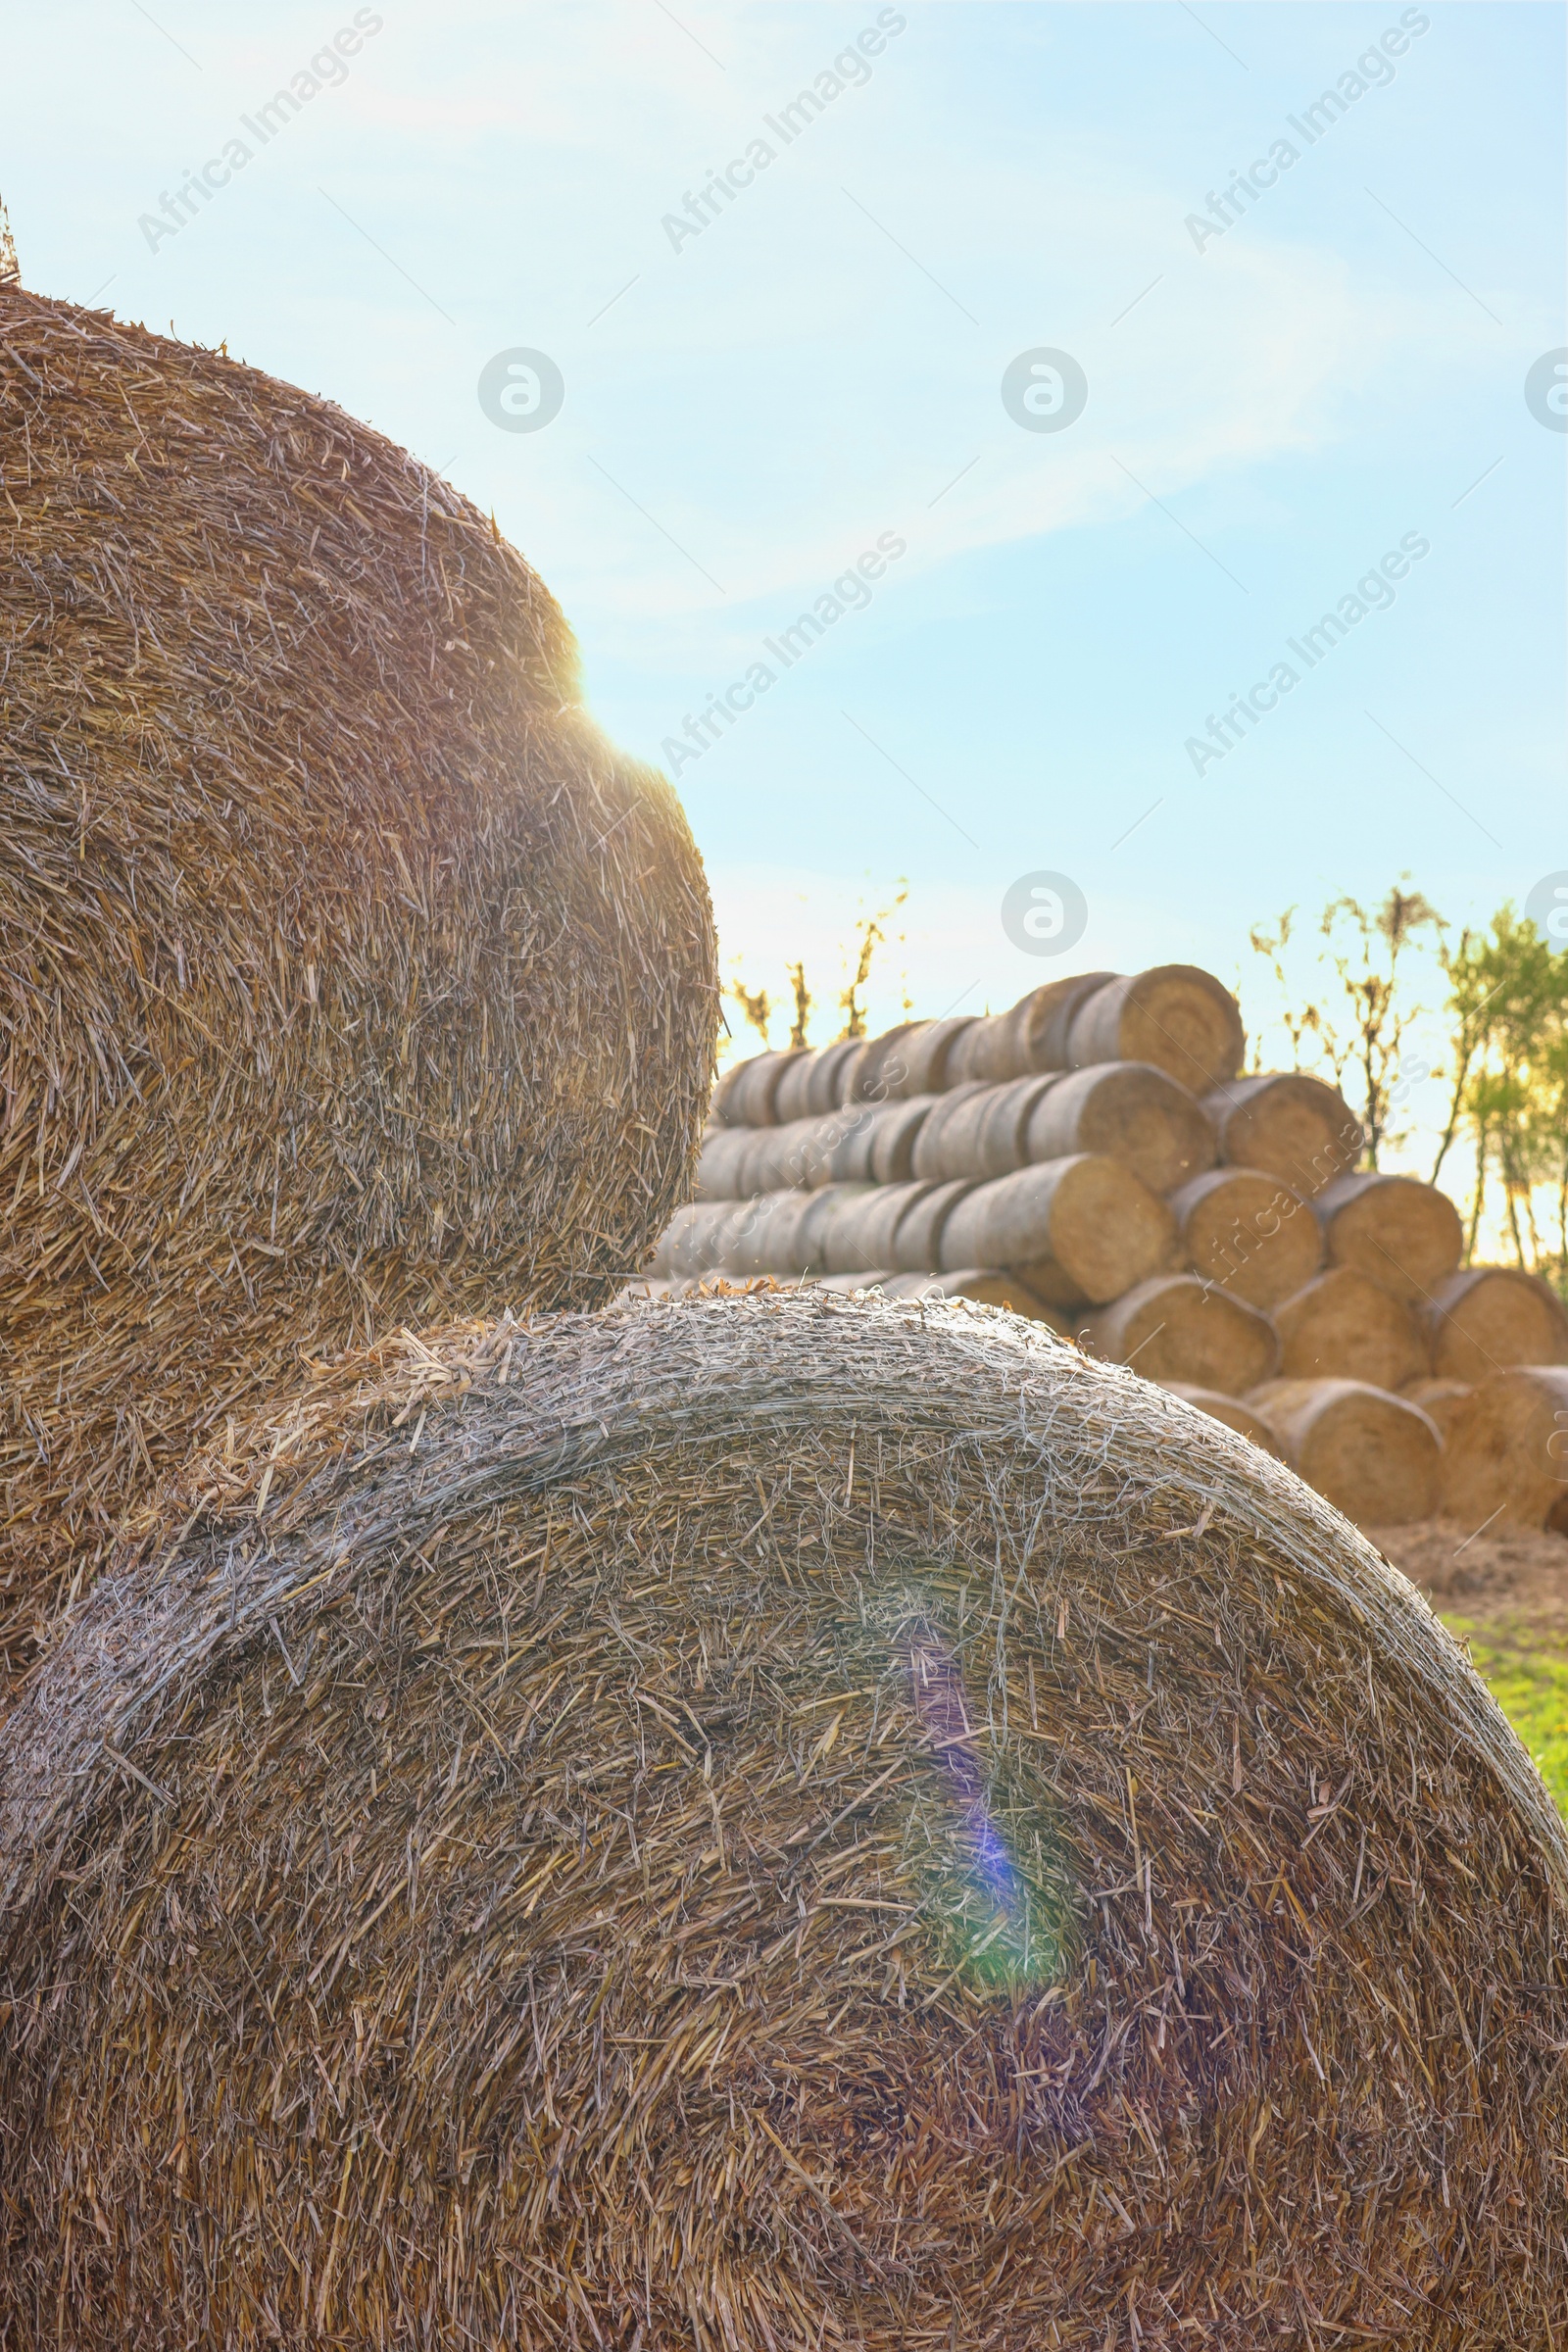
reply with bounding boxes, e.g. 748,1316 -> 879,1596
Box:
906,1633 -> 1070,1993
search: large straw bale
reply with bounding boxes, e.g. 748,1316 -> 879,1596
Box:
736,1117 -> 821,1195
1419,1266 -> 1568,1385
816,1097 -> 938,1189
911,1075 -> 1058,1183
842,1022 -> 923,1104
1251,1377 -> 1441,1526
1441,1365 -> 1568,1533
652,1202 -> 747,1281
1400,1376 -> 1474,1445
1066,966 -> 1245,1094
1083,1272 -> 1279,1396
938,1156 -> 1176,1305
767,1041 -> 860,1125
877,1267 -> 1068,1325
1312,1172 -> 1463,1301
1158,1380 -> 1284,1456
712,1050 -> 805,1128
715,1190 -> 818,1279
913,1066 -> 1213,1196
840,1018 -> 972,1103
807,1178 -> 945,1277
1201,1072 -> 1363,1197
890,1176 -> 980,1271
0,288 -> 715,1667
1165,1166 -> 1320,1307
864,1095 -> 938,1181
1026,1061 -> 1216,1194
946,973 -> 1114,1085
694,1126 -> 759,1200
714,1184 -> 876,1279
2,1292 -> 1564,2349
892,1014 -> 979,1096
910,1080 -> 992,1178
1273,1266 -> 1430,1392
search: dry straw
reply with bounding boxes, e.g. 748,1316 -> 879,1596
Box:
0,287 -> 716,1673
2,1290 -> 1563,2348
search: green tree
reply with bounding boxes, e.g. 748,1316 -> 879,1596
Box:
1249,884 -> 1444,1166
1320,886 -> 1445,1166
1432,908 -> 1568,1284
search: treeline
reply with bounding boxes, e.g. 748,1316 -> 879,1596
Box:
1250,890 -> 1568,1297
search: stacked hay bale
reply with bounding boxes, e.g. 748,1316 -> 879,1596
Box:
3,1288 -> 1565,2348
0,285 -> 717,1674
656,966 -> 1568,1528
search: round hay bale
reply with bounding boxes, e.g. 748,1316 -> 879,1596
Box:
763,1042 -> 859,1125
909,1080 -> 992,1178
816,1187 -> 910,1276
812,1179 -> 941,1277
740,1117 -> 821,1196
1084,1272 -> 1279,1396
810,1100 -> 935,1189
912,1076 -> 1059,1183
893,1176 -> 980,1270
719,1051 -> 805,1128
1420,1266 -> 1568,1385
1274,1266 -> 1430,1393
838,1020 -> 947,1103
0,289 -> 716,1661
1166,1167 -> 1321,1308
809,1039 -> 864,1113
1066,966 -> 1245,1094
866,1095 -> 937,1183
1158,1380 -> 1285,1456
906,1082 -> 982,1178
778,1184 -> 875,1276
1027,1061 -> 1217,1195
1441,1365 -> 1568,1533
976,1076 -> 1063,1177
2,1292 -> 1564,2349
939,1157 -> 1177,1306
709,1060 -> 753,1125
841,1022 -> 922,1105
943,976 -> 1109,1088
1400,1375 -> 1474,1445
1312,1172 -> 1463,1301
695,1125 -> 759,1201
654,1201 -> 745,1281
1250,1376 -> 1441,1526
897,1014 -> 979,1095
877,1268 -> 1069,1327
1201,1072 -> 1363,1196
721,1190 -> 818,1279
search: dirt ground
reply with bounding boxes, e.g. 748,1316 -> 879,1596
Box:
1366,1517 -> 1568,1656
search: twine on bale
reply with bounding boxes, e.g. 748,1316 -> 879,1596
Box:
0,286 -> 717,1673
2,1290 -> 1565,2349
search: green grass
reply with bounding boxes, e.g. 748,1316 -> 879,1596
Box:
1444,1616 -> 1568,1819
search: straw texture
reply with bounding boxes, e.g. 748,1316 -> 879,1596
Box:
1,1290 -> 1563,2349
0,287 -> 716,1672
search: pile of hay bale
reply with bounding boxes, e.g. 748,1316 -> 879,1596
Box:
645,967 -> 1568,1531
0,283 -> 717,1677
3,1287 -> 1564,2347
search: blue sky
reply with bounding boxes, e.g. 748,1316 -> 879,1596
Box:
4,2 -> 1563,1075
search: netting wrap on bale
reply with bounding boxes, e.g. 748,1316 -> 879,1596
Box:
0,288 -> 716,1661
1,1291 -> 1565,2350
